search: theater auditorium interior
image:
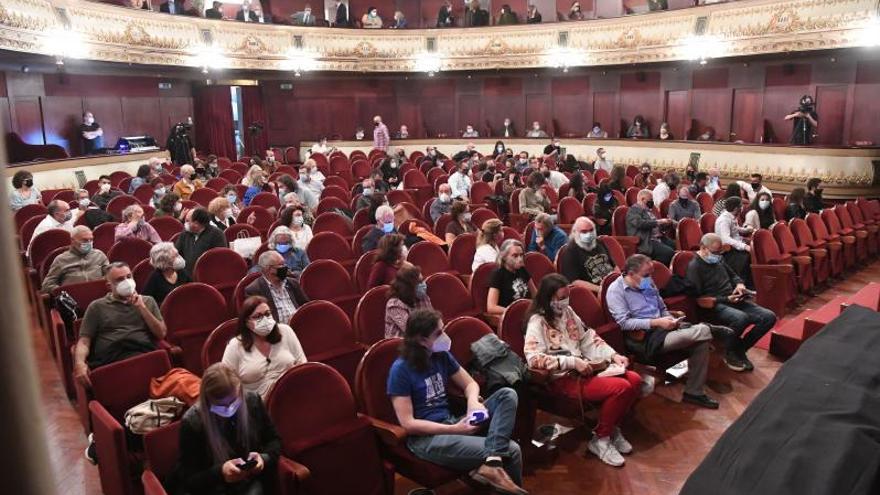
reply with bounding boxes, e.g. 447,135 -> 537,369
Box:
3,0 -> 880,494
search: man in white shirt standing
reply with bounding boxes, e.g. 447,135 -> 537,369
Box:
652,172 -> 680,207
736,173 -> 772,202
448,161 -> 473,201
29,200 -> 74,256
593,147 -> 614,172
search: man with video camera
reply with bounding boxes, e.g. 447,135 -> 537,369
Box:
784,94 -> 818,145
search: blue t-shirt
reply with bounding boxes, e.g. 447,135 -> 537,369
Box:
386,352 -> 461,423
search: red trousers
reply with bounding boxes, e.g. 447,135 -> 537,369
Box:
548,370 -> 641,438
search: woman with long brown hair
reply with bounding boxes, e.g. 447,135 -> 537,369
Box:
384,264 -> 433,338
176,362 -> 281,494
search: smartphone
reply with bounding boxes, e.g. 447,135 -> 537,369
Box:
237,458 -> 257,470
673,315 -> 687,323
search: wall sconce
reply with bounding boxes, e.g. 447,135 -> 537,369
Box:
190,44 -> 228,74
680,35 -> 725,64
545,46 -> 586,72
282,47 -> 317,77
415,52 -> 441,76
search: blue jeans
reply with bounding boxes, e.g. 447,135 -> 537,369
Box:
714,300 -> 777,355
407,388 -> 523,485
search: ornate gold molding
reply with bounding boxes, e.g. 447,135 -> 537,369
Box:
0,0 -> 877,73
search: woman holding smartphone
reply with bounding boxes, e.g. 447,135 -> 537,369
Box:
176,363 -> 281,494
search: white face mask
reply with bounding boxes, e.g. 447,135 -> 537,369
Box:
252,315 -> 276,337
430,332 -> 452,353
172,255 -> 186,271
100,183 -> 111,193
115,278 -> 136,298
439,193 -> 451,203
759,200 -> 771,210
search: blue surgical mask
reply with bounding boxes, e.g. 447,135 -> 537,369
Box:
227,194 -> 237,204
415,281 -> 427,299
363,187 -> 373,196
209,397 -> 242,418
706,253 -> 723,264
382,221 -> 395,233
79,241 -> 93,254
275,243 -> 291,254
638,275 -> 653,291
431,332 -> 452,353
579,231 -> 596,248
603,193 -> 613,202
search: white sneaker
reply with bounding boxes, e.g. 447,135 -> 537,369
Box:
587,435 -> 625,467
612,428 -> 632,454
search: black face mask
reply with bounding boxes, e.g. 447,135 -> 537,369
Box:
641,171 -> 650,177
751,182 -> 761,190
679,197 -> 689,206
814,188 -> 823,196
276,266 -> 289,279
374,122 -> 380,127
24,178 -> 33,188
646,200 -> 655,209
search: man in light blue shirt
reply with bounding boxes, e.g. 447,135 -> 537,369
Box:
605,254 -> 719,409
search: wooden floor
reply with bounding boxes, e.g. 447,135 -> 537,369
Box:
34,259 -> 880,495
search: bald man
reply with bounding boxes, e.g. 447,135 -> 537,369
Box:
373,115 -> 390,151
42,226 -> 109,293
559,217 -> 617,293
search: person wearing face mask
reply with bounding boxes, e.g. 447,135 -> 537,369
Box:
243,169 -> 270,207
355,178 -> 376,212
207,196 -> 235,231
79,111 -> 104,155
592,147 -> 613,172
687,234 -> 776,372
560,217 -> 617,293
688,172 -> 709,197
652,172 -> 680,208
526,121 -> 548,138
149,178 -> 168,209
379,156 -> 403,189
176,363 -> 281,494
142,242 -> 191,307
668,186 -> 701,224
626,115 -> 650,139
388,309 -> 528,495
452,142 -> 478,162
524,274 -> 638,466
10,170 -> 42,211
593,185 -> 618,236
278,205 -> 314,250
487,239 -> 534,317
499,118 -> 516,138
362,6 -> 383,28
220,185 -> 243,219
174,208 -> 228,277
626,190 -> 675,266
385,265 -> 434,338
712,182 -> 742,216
223,296 -> 306,400
585,121 -> 606,139
633,163 -> 656,189
658,122 -> 672,141
472,219 -> 504,272
154,192 -> 185,221
736,173 -> 772,203
445,201 -> 476,245
491,140 -> 507,159
527,213 -> 567,262
245,251 -> 309,325
91,175 -> 121,210
784,187 -> 808,222
568,1 -> 584,20
41,226 -> 109,293
277,174 -> 317,212
368,234 -> 408,288
462,124 -> 480,138
115,204 -> 161,243
449,161 -> 473,201
784,94 -> 818,145
173,164 -> 203,201
373,115 -> 390,151
804,177 -> 824,213
607,254 -> 722,409
28,199 -> 75,256
705,167 -> 722,196
539,164 -> 569,192
262,226 -> 310,275
714,197 -> 753,288
744,192 -> 776,231
362,205 -> 398,253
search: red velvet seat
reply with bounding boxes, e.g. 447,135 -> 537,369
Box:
354,285 -> 390,346
148,216 -> 183,241
161,283 -> 228,374
448,232 -> 477,277
445,316 -> 494,368
307,231 -> 356,274
315,196 -> 348,216
204,177 -> 230,191
523,251 -> 554,288
386,189 -> 416,208
106,195 -> 140,222
699,212 -> 717,234
671,250 -> 695,278
18,214 -> 45,252
193,247 -> 248,317
300,259 -> 361,319
469,181 -> 493,209
651,261 -> 697,322
507,187 -> 529,232
749,230 -> 796,318
804,213 -> 845,276
109,170 -> 131,187
773,222 -> 824,288
29,228 -> 71,268
268,363 -> 394,495
89,350 -> 172,495
469,261 -> 498,321
218,169 -> 243,184
625,187 -> 640,207
354,338 -> 462,489
14,203 -> 47,232
834,204 -> 872,259
433,213 -> 452,238
313,212 -> 354,241
403,169 -> 433,207
676,217 -> 702,251
288,300 -> 366,387
569,285 -> 624,352
788,218 -> 832,283
232,272 -> 261,313
557,196 -> 583,229
249,191 -> 280,211
407,241 -> 452,277
141,422 -> 181,495
321,184 -> 352,203
93,222 -> 120,254
132,258 -> 153,292
189,187 -> 218,207
695,192 -> 713,216
107,237 -> 153,269
199,319 -> 238,370
425,272 -> 480,321
819,208 -> 856,269
847,201 -> 879,255
224,223 -> 262,244
470,208 -> 498,229
611,205 -> 639,256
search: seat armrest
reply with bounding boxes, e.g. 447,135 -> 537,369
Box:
808,248 -> 827,258
363,415 -> 407,447
277,455 -> 311,495
156,340 -> 184,365
841,235 -> 856,244
752,263 -> 793,275
792,255 -> 812,266
696,297 -> 716,309
142,470 -> 168,495
278,456 -> 311,481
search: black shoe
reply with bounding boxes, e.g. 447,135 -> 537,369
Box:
407,489 -> 435,495
682,393 -> 720,409
723,352 -> 747,372
708,324 -> 735,340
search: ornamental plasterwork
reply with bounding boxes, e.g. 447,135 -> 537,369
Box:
0,0 -> 877,73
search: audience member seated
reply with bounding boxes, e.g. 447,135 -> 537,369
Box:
298,159 -> 326,198
519,172 -> 552,221
540,163 -> 569,191
236,0 -> 260,21
497,3 -> 519,24
71,189 -> 92,224
29,199 -> 74,254
568,1 -> 585,20
223,296 -> 306,400
384,264 -> 433,338
155,192 -> 184,221
737,173 -> 772,203
712,182 -> 742,216
473,218 -> 504,272
525,3 -> 541,23
92,175 -> 121,211
785,187 -> 808,221
462,125 -> 480,138
278,174 -> 317,212
593,184 -> 617,236
652,172 -> 680,207
368,234 -> 407,289
149,178 -> 168,209
560,217 -> 616,293
243,168 -> 270,206
684,164 -> 696,184
804,178 -> 824,213
354,178 -> 375,211
219,185 -> 243,219
361,6 -> 383,27
242,164 -> 263,187
487,239 -> 533,317
278,206 -> 312,251
173,164 -> 203,201
668,186 -> 701,224
176,363 -> 281,494
627,190 -> 675,266
626,115 -> 650,139
431,184 -> 454,223
526,121 -> 548,138
445,201 -> 476,245
114,204 -> 161,243
362,205 -> 398,253
207,197 -> 235,231
175,208 -> 227,277
245,251 -> 309,324
142,242 -> 190,307
9,170 -> 41,211
378,156 -> 403,190
437,0 -> 454,27
465,0 -> 490,26
715,197 -> 753,287
74,261 -> 166,384
658,122 -> 673,140
527,213 -> 566,262
291,3 -> 316,25
705,168 -> 722,196
686,233 -> 776,372
688,172 -> 709,197
606,255 -> 719,409
387,309 -> 527,495
524,274 -> 639,467
633,163 -> 656,189
608,166 -> 628,194
592,147 -> 613,172
449,161 -> 474,201
41,226 -> 108,293
567,172 -> 589,202
264,226 -> 310,276
128,165 -> 153,194
159,0 -> 184,14
205,0 -> 223,18
744,192 -> 775,231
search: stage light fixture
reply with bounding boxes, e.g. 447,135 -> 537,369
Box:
43,28 -> 87,63
415,52 -> 441,76
282,47 -> 318,76
190,44 -> 228,73
680,35 -> 725,64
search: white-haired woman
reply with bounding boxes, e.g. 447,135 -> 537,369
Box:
251,226 -> 310,276
175,363 -> 281,494
142,241 -> 190,306
114,204 -> 161,243
173,164 -> 203,200
361,204 -> 398,253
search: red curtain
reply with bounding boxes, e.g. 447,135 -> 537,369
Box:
193,85 -> 237,160
241,86 -> 269,158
